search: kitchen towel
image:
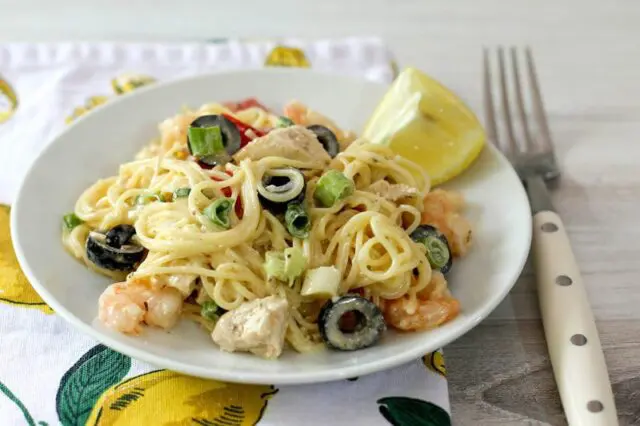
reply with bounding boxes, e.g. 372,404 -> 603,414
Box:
0,39 -> 451,426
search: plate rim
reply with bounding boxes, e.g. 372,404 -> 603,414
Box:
10,68 -> 532,385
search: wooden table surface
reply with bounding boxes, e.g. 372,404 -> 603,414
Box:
2,0 -> 640,424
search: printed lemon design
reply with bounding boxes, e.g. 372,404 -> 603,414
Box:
0,75 -> 18,123
65,95 -> 109,124
264,46 -> 310,68
86,370 -> 277,426
423,351 -> 446,377
378,397 -> 451,426
0,205 -> 52,313
111,73 -> 156,95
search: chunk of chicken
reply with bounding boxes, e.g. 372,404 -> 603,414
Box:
283,100 -> 357,150
232,126 -> 331,169
368,180 -> 420,203
211,295 -> 289,359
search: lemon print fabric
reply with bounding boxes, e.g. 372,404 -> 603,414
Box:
51,344 -> 448,426
423,351 -> 446,377
0,379 -> 47,426
378,397 -> 451,426
264,46 -> 310,68
0,74 -> 18,124
110,73 -> 156,95
52,344 -> 277,426
87,370 -> 276,426
0,205 -> 52,313
363,67 -> 486,186
65,95 -> 109,124
56,345 -> 131,426
65,73 -> 156,124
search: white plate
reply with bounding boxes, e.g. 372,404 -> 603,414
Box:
11,69 -> 531,385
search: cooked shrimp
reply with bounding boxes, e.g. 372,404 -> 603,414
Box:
423,188 -> 465,213
145,287 -> 183,329
283,100 -> 356,149
98,282 -> 147,334
98,280 -> 183,334
282,100 -> 306,123
417,270 -> 449,300
422,189 -> 472,256
382,271 -> 460,331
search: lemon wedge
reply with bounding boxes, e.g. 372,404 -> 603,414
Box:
363,67 -> 486,185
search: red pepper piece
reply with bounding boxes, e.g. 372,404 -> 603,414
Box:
211,172 -> 233,198
224,97 -> 271,113
222,113 -> 265,147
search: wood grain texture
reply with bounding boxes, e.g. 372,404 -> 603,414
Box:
2,0 -> 640,423
447,319 -> 640,425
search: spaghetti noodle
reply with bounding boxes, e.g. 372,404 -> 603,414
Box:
62,99 -> 471,357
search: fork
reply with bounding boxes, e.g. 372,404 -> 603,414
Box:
483,47 -> 618,426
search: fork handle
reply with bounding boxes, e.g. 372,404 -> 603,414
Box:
533,211 -> 618,425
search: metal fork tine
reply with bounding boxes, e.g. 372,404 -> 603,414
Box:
482,48 -> 499,147
525,47 -> 554,151
497,47 -> 517,156
510,47 -> 535,152
484,47 -> 560,182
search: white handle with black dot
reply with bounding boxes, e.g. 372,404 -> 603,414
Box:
533,211 -> 618,426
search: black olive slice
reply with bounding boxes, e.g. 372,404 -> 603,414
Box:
86,230 -> 145,271
318,295 -> 386,351
307,124 -> 339,158
105,224 -> 136,248
409,224 -> 452,274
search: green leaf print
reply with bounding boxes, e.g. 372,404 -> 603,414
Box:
56,345 -> 131,426
0,380 -> 37,426
377,397 -> 451,426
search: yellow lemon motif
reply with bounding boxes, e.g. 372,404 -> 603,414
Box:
65,95 -> 109,124
111,73 -> 156,95
264,46 -> 310,68
422,351 -> 446,377
0,75 -> 18,124
0,206 -> 52,313
86,370 -> 278,426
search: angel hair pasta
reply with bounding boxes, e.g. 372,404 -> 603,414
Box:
61,98 -> 473,359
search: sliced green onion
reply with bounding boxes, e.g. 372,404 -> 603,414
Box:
173,187 -> 191,198
409,224 -> 452,274
62,213 -> 83,231
424,236 -> 450,269
285,203 -> 310,239
135,191 -> 162,205
264,247 -> 307,282
276,116 -> 295,128
203,197 -> 234,229
201,301 -> 220,321
264,252 -> 286,281
283,247 -> 307,280
187,125 -> 224,159
313,170 -> 355,207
